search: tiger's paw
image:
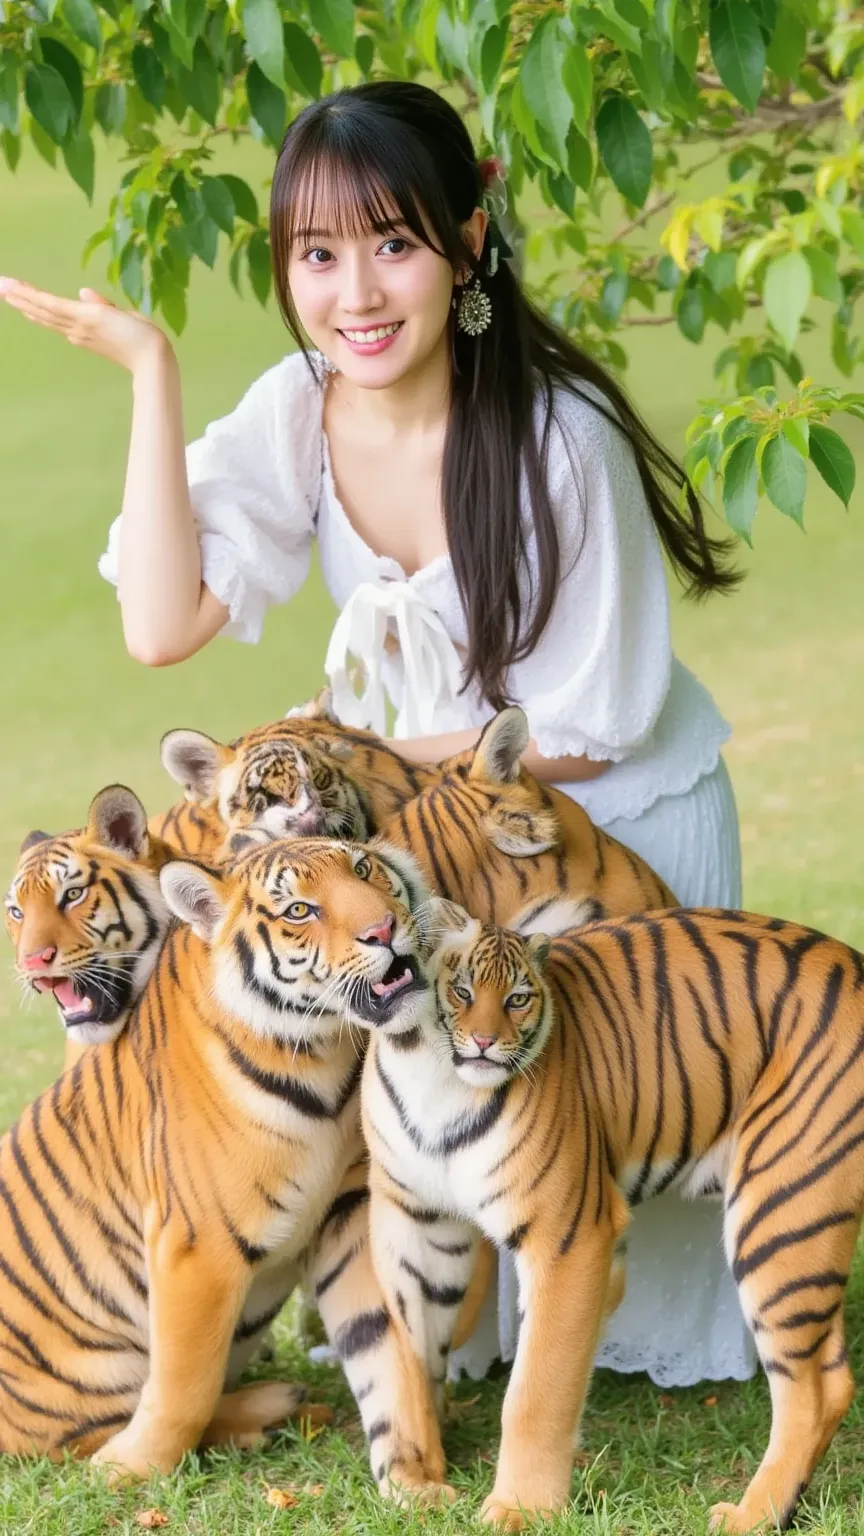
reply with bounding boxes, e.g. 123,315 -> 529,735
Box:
91,1430 -> 177,1484
481,1493 -> 554,1530
708,1500 -> 767,1534
380,1470 -> 457,1508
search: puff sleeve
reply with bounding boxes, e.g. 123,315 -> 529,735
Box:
513,386 -> 672,763
98,351 -> 323,643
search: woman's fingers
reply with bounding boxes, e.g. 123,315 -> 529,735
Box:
79,287 -> 113,306
0,279 -> 85,328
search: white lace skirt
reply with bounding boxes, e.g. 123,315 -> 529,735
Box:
450,757 -> 759,1388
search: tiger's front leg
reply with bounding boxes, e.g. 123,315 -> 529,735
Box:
305,1156 -> 455,1505
482,1222 -> 619,1531
91,1217 -> 250,1481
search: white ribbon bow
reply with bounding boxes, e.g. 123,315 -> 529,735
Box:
324,580 -> 465,738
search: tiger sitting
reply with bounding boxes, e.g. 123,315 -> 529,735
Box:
360,897 -> 864,1534
154,689 -> 438,859
0,832 -> 454,1502
5,786 -> 175,1069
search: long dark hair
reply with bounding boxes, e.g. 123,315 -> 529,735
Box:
270,82 -> 738,714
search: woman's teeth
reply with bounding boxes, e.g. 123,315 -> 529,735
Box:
342,323 -> 401,343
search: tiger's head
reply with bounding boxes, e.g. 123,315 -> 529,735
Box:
4,786 -> 173,1047
159,836 -> 431,1041
424,897 -> 553,1088
443,707 -> 561,857
160,721 -> 371,853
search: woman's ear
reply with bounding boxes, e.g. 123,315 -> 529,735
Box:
455,207 -> 489,285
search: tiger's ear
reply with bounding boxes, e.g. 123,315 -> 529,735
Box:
159,861 -> 226,940
482,804 -> 560,857
161,729 -> 233,800
287,685 -> 338,723
224,827 -> 275,859
468,708 -> 529,784
88,786 -> 149,859
310,733 -> 353,761
425,896 -> 473,934
20,829 -> 52,854
527,932 -> 551,969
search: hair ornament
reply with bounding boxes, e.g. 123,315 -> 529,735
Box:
477,155 -> 513,278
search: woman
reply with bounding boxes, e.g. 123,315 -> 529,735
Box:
0,80 -> 755,1387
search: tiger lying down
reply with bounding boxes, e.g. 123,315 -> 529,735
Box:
346,888 -> 864,1534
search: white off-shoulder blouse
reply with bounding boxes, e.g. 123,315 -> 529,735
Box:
99,350 -> 730,827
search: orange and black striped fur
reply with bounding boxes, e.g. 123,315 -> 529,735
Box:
378,707 -> 677,928
4,787 -> 175,1071
153,690 -> 438,860
0,835 -> 462,1499
361,899 -> 864,1532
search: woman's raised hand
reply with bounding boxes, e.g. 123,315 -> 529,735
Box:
0,279 -> 171,373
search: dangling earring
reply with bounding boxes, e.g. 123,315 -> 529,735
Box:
456,276 -> 492,337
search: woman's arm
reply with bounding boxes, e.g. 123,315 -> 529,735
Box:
388,728 -> 610,783
0,279 -> 227,666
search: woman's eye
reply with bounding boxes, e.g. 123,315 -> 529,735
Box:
452,984 -> 472,1003
285,901 -> 315,921
380,237 -> 411,256
303,247 -> 333,266
507,992 -> 531,1010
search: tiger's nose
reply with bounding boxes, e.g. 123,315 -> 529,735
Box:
472,1035 -> 497,1053
359,913 -> 395,946
23,945 -> 57,970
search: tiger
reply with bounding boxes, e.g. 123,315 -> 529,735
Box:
358,896 -> 864,1533
153,688 -> 438,860
377,705 -> 678,927
4,786 -> 175,1071
0,831 -> 460,1503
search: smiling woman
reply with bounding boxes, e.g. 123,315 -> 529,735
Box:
1,78 -> 752,1394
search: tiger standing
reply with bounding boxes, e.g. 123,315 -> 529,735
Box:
359,898 -> 864,1534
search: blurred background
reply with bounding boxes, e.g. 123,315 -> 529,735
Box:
2,138 -> 863,1128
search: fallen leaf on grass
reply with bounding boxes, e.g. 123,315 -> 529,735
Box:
303,1482 -> 325,1496
703,1395 -> 719,1407
134,1513 -> 169,1530
265,1487 -> 300,1509
659,1393 -> 675,1407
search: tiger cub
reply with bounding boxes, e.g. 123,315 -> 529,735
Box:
154,689 -> 438,859
361,900 -> 864,1534
378,706 -> 677,925
5,786 -> 175,1070
0,834 -> 453,1503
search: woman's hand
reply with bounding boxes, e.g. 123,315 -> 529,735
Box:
0,278 -> 171,374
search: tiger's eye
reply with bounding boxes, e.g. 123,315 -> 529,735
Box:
452,984 -> 472,1003
6,904 -> 23,923
64,887 -> 86,906
354,857 -> 372,880
507,992 -> 531,1010
285,901 -> 314,920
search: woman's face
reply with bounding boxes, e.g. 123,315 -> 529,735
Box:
287,192 -> 487,390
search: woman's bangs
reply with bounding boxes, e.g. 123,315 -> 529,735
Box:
282,140 -> 442,255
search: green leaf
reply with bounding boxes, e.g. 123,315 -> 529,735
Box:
283,23 -> 322,99
802,245 -> 843,305
355,34 -> 374,75
81,223 -> 110,265
703,250 -> 737,293
187,214 -> 219,268
63,0 -> 102,52
763,249 -> 811,352
566,126 -> 593,191
244,0 -> 285,87
709,0 -> 766,112
723,434 -> 759,543
158,270 -> 187,334
307,0 -> 354,57
656,253 -> 680,291
2,127 -> 22,173
61,120 -> 94,199
40,38 -> 83,123
29,116 -> 57,166
201,174 -> 235,234
562,43 -> 592,135
808,423 -> 855,508
841,208 -> 864,261
25,63 -> 73,145
480,24 -> 508,94
0,56 -> 18,135
520,19 -> 572,169
220,174 -> 259,225
746,354 -> 774,389
178,38 -> 219,125
246,61 -> 285,146
601,271 -> 628,322
761,432 -> 807,523
781,416 -> 809,457
595,93 -> 652,207
170,172 -> 204,225
131,46 -> 166,109
248,228 -> 272,305
766,5 -> 806,78
676,283 -> 705,343
94,82 -> 126,135
119,241 -> 144,306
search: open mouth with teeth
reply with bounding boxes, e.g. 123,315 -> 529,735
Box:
31,971 -> 131,1030
356,953 -> 424,1025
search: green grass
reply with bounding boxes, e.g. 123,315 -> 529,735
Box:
1,141 -> 864,1533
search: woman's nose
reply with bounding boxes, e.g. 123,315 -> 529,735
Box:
338,256 -> 382,315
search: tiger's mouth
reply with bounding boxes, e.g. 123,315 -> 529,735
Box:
31,970 -> 132,1029
356,954 -> 425,1025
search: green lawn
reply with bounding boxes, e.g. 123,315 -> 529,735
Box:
1,142 -> 863,1534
